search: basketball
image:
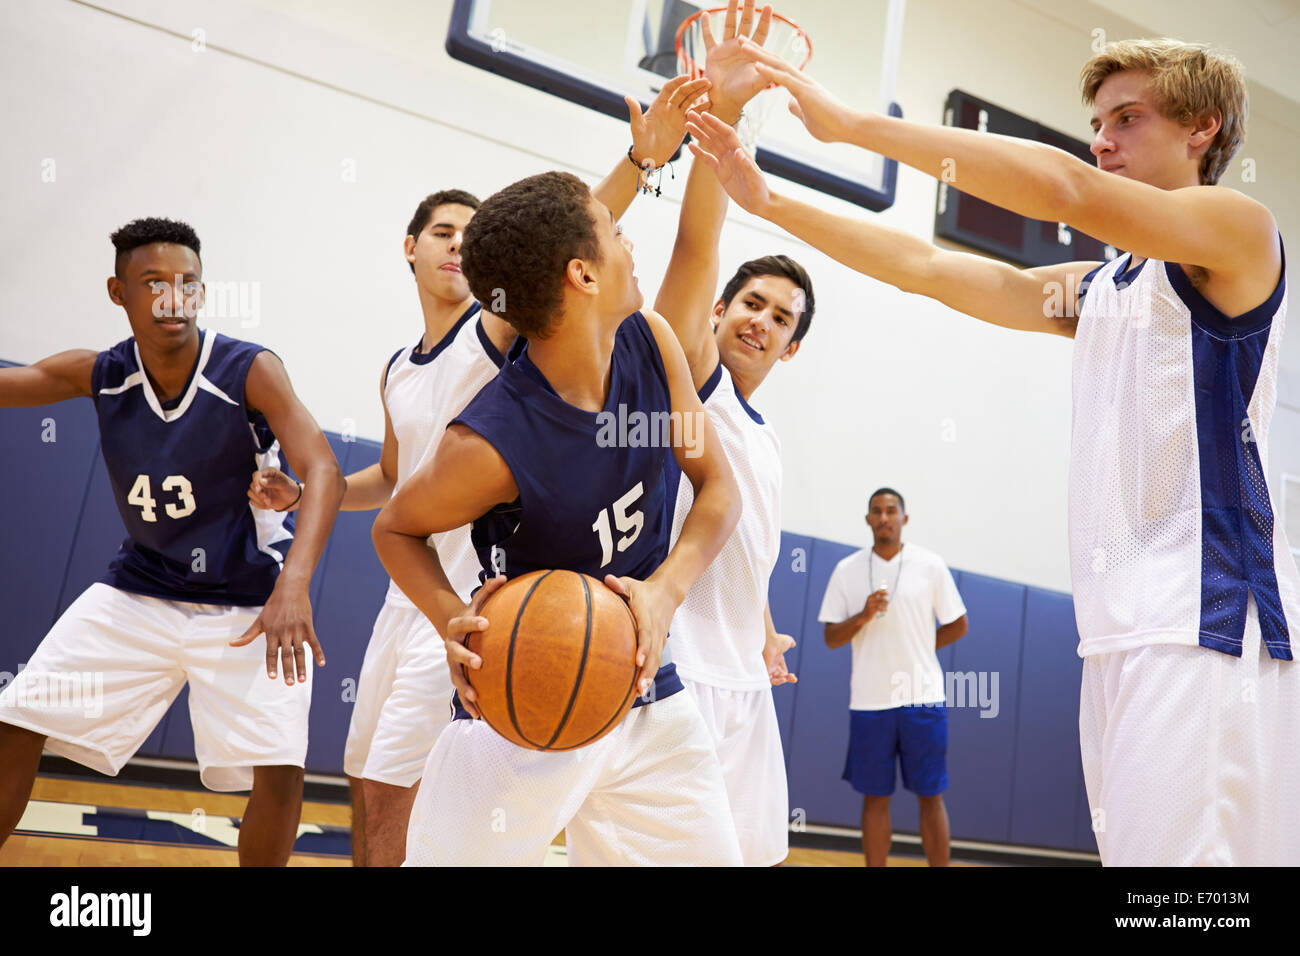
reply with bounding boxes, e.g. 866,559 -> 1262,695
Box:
465,569 -> 641,751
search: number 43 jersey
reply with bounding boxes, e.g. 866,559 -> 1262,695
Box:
91,330 -> 293,607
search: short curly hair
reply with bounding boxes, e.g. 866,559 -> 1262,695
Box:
111,217 -> 201,277
405,189 -> 481,275
1080,39 -> 1247,186
460,172 -> 602,340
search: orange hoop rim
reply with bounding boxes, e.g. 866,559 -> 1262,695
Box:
673,6 -> 813,80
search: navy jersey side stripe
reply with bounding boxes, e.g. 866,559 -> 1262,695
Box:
1192,320 -> 1291,659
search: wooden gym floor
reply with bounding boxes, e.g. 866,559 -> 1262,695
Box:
1,771 -> 996,867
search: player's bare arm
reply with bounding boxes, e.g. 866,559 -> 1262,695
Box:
231,350 -> 345,684
606,309 -> 740,694
688,110 -> 1096,338
249,355 -> 399,512
824,615 -> 866,650
741,40 -> 1281,309
936,614 -> 968,650
590,74 -> 712,222
654,0 -> 773,385
371,424 -> 518,717
0,350 -> 95,407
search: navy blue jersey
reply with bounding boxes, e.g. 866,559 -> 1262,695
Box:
451,311 -> 682,706
91,330 -> 293,606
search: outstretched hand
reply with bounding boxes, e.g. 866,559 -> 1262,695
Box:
698,0 -> 774,122
685,109 -> 772,215
626,74 -> 712,169
737,35 -> 859,144
764,631 -> 798,686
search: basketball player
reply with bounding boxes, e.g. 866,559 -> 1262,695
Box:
649,0 -> 812,866
247,77 -> 713,865
0,217 -> 345,866
372,170 -> 745,866
689,39 -> 1300,865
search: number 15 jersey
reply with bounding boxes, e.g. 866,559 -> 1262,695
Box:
92,330 -> 293,607
451,311 -> 681,704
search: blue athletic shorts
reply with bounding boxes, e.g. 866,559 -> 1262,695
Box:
842,704 -> 948,797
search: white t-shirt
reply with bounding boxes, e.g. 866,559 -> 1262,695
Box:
817,543 -> 966,711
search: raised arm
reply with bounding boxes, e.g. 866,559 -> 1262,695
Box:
232,351 -> 345,683
591,74 -> 712,221
655,0 -> 774,385
0,350 -> 95,407
687,110 -> 1096,337
741,40 -> 1279,286
602,310 -> 740,695
644,309 -> 740,602
371,424 -> 519,716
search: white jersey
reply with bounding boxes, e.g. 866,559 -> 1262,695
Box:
667,362 -> 782,691
1070,251 -> 1299,659
383,302 -> 504,607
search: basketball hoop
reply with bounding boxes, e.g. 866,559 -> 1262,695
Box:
675,5 -> 812,149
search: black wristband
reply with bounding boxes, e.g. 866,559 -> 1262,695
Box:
276,481 -> 303,513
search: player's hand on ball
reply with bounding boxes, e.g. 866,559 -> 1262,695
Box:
737,36 -> 858,144
764,631 -> 797,685
685,109 -> 772,214
443,574 -> 507,719
603,574 -> 674,700
626,74 -> 712,169
247,467 -> 300,511
231,583 -> 324,685
698,0 -> 774,121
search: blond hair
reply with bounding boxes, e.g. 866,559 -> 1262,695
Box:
1080,39 -> 1247,185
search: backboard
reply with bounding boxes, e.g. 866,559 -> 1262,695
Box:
446,0 -> 905,210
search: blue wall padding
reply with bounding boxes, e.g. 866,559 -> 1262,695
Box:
0,396 -> 101,669
783,538 -> 860,828
1,370 -> 1100,850
767,532 -> 812,756
1011,587 -> 1090,849
304,439 -> 390,774
943,572 -> 1025,842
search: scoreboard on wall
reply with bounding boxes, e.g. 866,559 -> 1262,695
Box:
935,89 -> 1118,268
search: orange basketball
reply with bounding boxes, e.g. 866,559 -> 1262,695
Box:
465,569 -> 640,751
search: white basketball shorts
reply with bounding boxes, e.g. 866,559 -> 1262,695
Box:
683,677 -> 789,866
0,583 -> 310,791
403,688 -> 742,866
343,599 -> 452,787
1080,596 -> 1300,865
